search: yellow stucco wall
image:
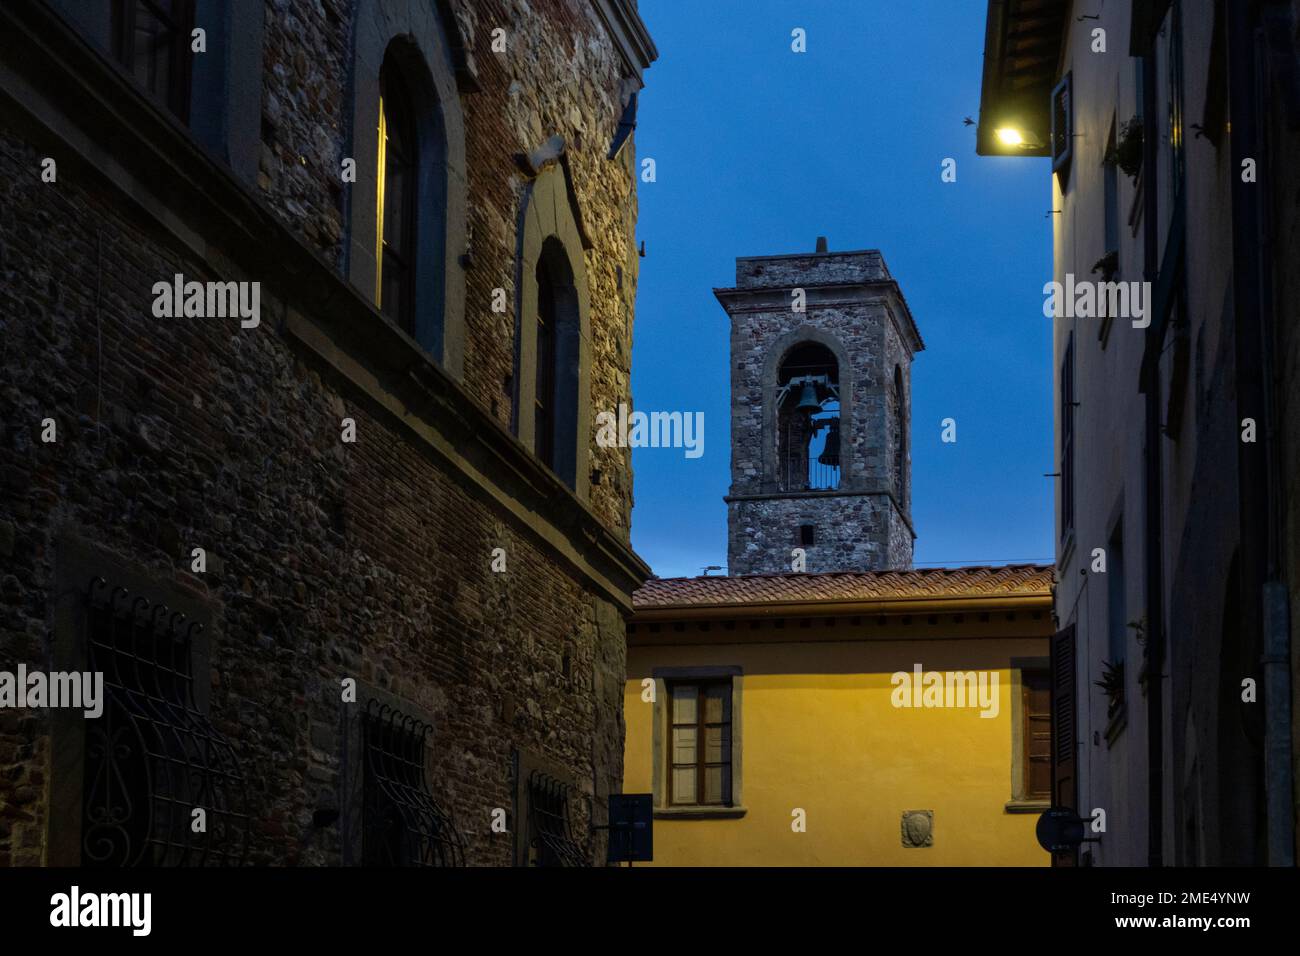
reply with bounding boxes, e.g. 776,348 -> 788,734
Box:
624,634 -> 1050,866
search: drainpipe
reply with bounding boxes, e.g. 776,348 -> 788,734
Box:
1139,38 -> 1165,869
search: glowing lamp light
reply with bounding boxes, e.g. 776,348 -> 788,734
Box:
995,127 -> 1025,147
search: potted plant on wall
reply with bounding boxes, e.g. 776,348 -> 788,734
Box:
1091,249 -> 1119,282
1104,117 -> 1144,181
1095,658 -> 1125,720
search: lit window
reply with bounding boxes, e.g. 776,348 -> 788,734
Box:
376,59 -> 417,334
668,680 -> 733,807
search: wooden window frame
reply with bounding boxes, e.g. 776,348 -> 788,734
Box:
1007,658 -> 1051,813
650,666 -> 745,819
1021,668 -> 1052,801
666,678 -> 733,808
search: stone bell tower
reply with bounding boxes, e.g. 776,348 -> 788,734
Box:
714,238 -> 924,575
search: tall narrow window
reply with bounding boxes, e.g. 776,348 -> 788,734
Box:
531,237 -> 580,485
1165,2 -> 1186,202
1060,333 -> 1075,536
668,680 -> 733,807
376,59 -> 417,334
893,365 -> 906,508
112,0 -> 194,120
1021,669 -> 1052,801
535,256 -> 558,470
1107,519 -> 1126,669
1103,119 -> 1119,258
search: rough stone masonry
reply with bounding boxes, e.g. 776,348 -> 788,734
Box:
714,242 -> 924,575
0,0 -> 655,866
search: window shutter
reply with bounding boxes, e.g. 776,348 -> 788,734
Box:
1050,623 -> 1078,866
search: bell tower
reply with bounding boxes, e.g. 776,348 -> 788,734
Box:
714,239 -> 924,575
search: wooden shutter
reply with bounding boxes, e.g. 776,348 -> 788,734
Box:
1050,623 -> 1078,866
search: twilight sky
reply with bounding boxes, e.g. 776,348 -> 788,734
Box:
629,0 -> 1054,578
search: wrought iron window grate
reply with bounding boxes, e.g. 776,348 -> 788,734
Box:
526,771 -> 589,867
361,699 -> 465,866
82,577 -> 249,866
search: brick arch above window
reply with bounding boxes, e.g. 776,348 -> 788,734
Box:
345,0 -> 468,379
514,156 -> 593,500
759,327 -> 856,492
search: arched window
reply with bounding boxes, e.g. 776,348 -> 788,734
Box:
893,365 -> 906,507
376,55 -> 417,334
534,255 -> 558,469
533,237 -> 580,485
776,342 -> 840,491
347,16 -> 467,371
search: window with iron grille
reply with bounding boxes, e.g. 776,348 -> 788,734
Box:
81,577 -> 248,866
112,0 -> 195,121
361,700 -> 464,866
667,679 -> 733,807
524,771 -> 588,867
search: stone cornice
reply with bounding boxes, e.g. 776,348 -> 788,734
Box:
2,0 -> 650,611
714,281 -> 925,354
590,0 -> 658,82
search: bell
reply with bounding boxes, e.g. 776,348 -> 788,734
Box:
795,380 -> 821,414
817,419 -> 840,466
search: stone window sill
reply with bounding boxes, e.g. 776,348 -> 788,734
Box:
654,806 -> 748,820
1004,799 -> 1051,814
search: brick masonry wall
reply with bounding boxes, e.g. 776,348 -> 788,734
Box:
256,0 -> 638,536
0,0 -> 645,865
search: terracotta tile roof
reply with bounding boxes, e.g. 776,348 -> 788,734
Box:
633,564 -> 1053,612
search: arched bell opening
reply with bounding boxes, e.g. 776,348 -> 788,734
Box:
775,341 -> 840,491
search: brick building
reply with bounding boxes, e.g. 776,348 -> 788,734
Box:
0,0 -> 655,866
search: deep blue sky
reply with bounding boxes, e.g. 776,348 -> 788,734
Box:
629,1 -> 1054,579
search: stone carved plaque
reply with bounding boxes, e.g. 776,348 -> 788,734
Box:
901,809 -> 934,847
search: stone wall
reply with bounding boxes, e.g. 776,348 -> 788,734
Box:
718,247 -> 920,575
0,0 -> 652,866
